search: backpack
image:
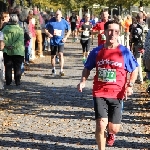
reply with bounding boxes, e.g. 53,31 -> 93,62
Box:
131,23 -> 143,43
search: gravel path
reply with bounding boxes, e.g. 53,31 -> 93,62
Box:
0,39 -> 149,150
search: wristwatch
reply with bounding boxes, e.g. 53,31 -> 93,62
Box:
128,82 -> 134,87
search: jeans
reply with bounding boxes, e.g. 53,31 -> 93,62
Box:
133,44 -> 143,82
35,30 -> 42,56
21,62 -> 24,74
147,72 -> 150,80
25,47 -> 29,62
28,38 -> 32,60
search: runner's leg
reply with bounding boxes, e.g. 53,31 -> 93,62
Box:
85,38 -> 91,58
107,98 -> 123,146
50,45 -> 57,74
58,45 -> 64,75
93,97 -> 108,150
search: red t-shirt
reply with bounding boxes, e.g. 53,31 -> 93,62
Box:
93,46 -> 127,99
92,22 -> 105,46
84,45 -> 139,99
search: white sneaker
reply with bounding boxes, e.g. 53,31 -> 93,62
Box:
40,55 -> 45,58
52,69 -> 56,75
60,71 -> 64,76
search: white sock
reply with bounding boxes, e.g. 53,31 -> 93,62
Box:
53,67 -> 55,70
60,69 -> 63,72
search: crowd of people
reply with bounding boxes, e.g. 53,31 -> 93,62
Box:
0,5 -> 150,150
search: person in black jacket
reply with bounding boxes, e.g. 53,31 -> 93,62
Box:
69,12 -> 77,42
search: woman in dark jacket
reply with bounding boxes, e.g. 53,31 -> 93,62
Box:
2,14 -> 25,86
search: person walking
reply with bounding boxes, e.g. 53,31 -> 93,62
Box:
33,6 -> 43,57
77,20 -> 139,150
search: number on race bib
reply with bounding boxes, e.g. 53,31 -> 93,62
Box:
98,68 -> 116,82
101,34 -> 106,40
54,29 -> 62,36
72,19 -> 75,22
83,31 -> 89,36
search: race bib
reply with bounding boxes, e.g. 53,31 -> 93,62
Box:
83,31 -> 89,36
98,68 -> 116,82
54,29 -> 62,36
101,34 -> 106,40
72,19 -> 75,22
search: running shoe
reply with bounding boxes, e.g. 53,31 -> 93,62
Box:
106,133 -> 115,146
52,69 -> 56,75
60,71 -> 64,76
72,38 -> 75,43
75,37 -> 78,41
82,58 -> 87,64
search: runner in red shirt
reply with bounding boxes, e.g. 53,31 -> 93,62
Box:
92,9 -> 109,46
77,20 -> 139,149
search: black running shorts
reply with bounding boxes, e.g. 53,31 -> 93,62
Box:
50,45 -> 64,55
93,97 -> 123,124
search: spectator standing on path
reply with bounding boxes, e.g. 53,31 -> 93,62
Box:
45,10 -> 71,76
79,13 -> 92,64
0,12 -> 10,81
41,14 -> 48,51
18,9 -> 30,65
0,13 -> 4,89
122,15 -> 132,35
0,12 -> 10,30
143,16 -> 150,93
27,10 -> 36,61
92,9 -> 109,46
2,14 -> 24,86
77,20 -> 139,150
0,31 -> 5,90
33,6 -> 43,57
130,12 -> 147,84
139,6 -> 147,22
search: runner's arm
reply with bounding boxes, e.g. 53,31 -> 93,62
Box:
92,30 -> 99,35
125,67 -> 138,98
80,68 -> 90,83
45,29 -> 53,38
128,67 -> 138,84
92,23 -> 103,34
64,29 -> 71,39
78,27 -> 84,33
